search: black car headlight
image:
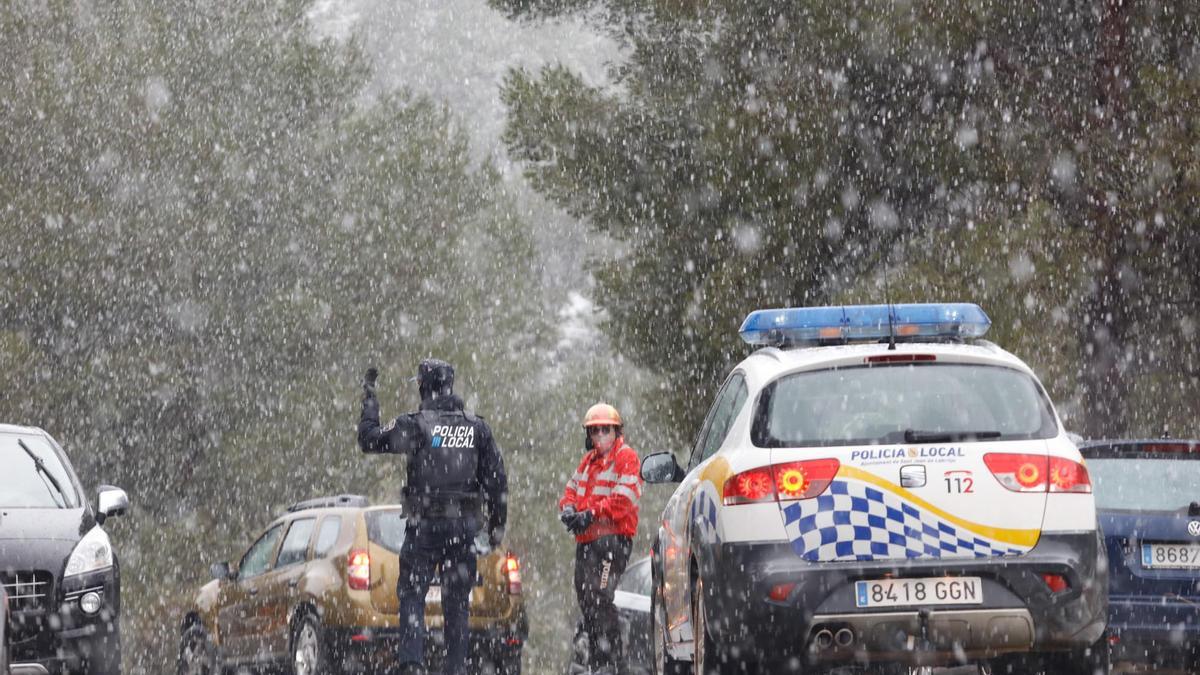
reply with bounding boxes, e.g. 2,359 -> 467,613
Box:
64,526 -> 114,579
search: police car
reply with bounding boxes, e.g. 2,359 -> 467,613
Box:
640,303 -> 1108,674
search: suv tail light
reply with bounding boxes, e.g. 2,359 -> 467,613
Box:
505,554 -> 522,594
723,459 -> 840,505
1047,456 -> 1091,493
348,549 -> 371,590
984,454 -> 1091,493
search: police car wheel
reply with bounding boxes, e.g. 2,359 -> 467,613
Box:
652,583 -> 687,675
692,576 -> 737,675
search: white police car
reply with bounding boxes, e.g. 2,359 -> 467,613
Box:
640,303 -> 1107,674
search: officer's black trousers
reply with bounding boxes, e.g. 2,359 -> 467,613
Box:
574,534 -> 632,668
397,517 -> 478,674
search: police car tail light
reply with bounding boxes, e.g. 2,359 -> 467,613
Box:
773,459 -> 840,501
723,468 -> 775,505
505,554 -> 522,594
347,549 -> 371,590
723,459 -> 840,505
983,453 -> 1049,492
1048,457 -> 1092,493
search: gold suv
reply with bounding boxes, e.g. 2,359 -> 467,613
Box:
176,495 -> 527,675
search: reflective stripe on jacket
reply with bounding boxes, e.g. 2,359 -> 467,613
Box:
558,437 -> 642,543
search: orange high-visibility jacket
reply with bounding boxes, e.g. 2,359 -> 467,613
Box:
558,437 -> 642,543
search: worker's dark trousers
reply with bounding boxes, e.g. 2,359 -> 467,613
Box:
574,534 -> 632,669
397,517 -> 478,674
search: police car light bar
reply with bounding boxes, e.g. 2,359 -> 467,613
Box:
738,303 -> 991,346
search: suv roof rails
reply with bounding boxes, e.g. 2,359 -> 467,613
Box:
287,494 -> 370,513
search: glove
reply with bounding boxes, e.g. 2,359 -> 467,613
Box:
489,527 -> 505,549
568,510 -> 594,535
471,531 -> 492,556
559,506 -> 577,532
363,367 -> 378,398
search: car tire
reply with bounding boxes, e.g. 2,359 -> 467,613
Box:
290,615 -> 336,675
177,624 -> 218,675
651,582 -> 687,675
692,576 -> 745,675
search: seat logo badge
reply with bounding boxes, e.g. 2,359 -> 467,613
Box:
1188,521 -> 1200,537
900,465 -> 926,488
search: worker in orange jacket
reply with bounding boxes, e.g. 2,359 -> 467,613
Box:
559,403 -> 642,675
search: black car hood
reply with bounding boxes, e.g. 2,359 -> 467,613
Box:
0,507 -> 91,541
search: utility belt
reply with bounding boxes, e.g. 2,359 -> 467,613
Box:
403,487 -> 482,520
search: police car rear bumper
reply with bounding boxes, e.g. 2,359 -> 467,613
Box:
702,531 -> 1107,666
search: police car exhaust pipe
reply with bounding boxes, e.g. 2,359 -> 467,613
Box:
814,629 -> 834,650
835,627 -> 855,648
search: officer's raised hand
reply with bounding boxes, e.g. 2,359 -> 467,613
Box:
363,367 -> 379,399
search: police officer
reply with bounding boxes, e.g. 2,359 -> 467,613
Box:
359,360 -> 507,675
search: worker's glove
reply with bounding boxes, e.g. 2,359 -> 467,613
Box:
568,510 -> 594,535
559,506 -> 577,533
489,526 -> 505,550
363,367 -> 378,399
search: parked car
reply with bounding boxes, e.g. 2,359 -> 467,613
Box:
1079,438 -> 1200,672
177,494 -> 527,675
565,555 -> 653,675
0,423 -> 129,675
641,303 -> 1108,674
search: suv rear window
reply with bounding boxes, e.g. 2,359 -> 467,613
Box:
752,363 -> 1057,448
366,510 -> 407,554
1085,453 -> 1200,511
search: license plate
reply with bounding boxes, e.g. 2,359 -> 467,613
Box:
1141,543 -> 1200,569
424,586 -> 473,603
855,577 -> 983,608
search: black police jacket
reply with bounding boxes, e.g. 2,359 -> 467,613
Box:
359,393 -> 507,540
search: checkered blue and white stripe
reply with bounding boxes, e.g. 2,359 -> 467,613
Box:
782,479 -> 1029,562
691,488 -> 722,545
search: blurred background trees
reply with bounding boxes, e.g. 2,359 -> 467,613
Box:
501,0 -> 1199,439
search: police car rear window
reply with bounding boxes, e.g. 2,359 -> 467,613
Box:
752,363 -> 1057,448
366,510 -> 407,554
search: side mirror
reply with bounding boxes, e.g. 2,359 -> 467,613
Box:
210,562 -> 234,581
96,486 -> 130,525
641,452 -> 685,484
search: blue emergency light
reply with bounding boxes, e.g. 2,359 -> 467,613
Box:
738,303 -> 991,346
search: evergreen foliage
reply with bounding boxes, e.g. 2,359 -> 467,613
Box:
501,0 -> 1200,439
0,0 -> 602,669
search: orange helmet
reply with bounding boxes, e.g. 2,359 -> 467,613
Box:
582,402 -> 622,428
